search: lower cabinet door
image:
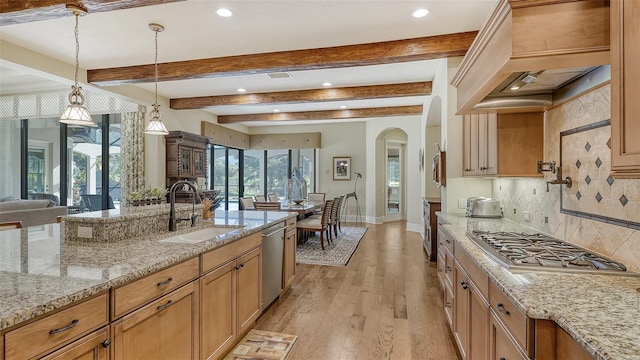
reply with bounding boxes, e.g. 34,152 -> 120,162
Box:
111,282 -> 199,360
237,247 -> 262,335
468,285 -> 489,360
201,261 -> 237,360
490,312 -> 527,360
40,327 -> 110,360
454,264 -> 469,359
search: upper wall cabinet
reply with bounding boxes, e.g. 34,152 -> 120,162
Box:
611,0 -> 640,178
165,131 -> 210,182
463,112 -> 543,177
451,0 -> 610,114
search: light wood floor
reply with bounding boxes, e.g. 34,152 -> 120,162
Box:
255,221 -> 461,360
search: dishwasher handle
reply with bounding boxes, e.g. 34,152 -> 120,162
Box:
262,227 -> 284,238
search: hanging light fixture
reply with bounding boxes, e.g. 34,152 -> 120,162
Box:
60,4 -> 97,127
144,23 -> 169,135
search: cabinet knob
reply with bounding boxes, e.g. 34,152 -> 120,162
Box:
445,266 -> 451,272
445,302 -> 452,308
102,339 -> 111,348
460,281 -> 468,290
499,358 -> 506,360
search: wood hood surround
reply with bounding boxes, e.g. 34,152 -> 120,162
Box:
451,0 -> 610,115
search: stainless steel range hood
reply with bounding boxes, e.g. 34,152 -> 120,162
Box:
472,65 -> 611,111
451,0 -> 610,114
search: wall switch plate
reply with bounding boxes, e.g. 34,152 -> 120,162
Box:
78,226 -> 93,238
458,198 -> 466,209
523,211 -> 530,222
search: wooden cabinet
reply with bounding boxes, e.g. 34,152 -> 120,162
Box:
463,112 -> 543,177
463,113 -> 497,176
165,131 -> 210,187
423,199 -> 441,261
40,327 -> 110,360
283,217 -> 297,292
454,262 -> 470,359
200,234 -> 262,360
611,0 -> 640,178
111,256 -> 199,319
490,312 -> 528,360
4,293 -> 109,360
111,281 -> 200,360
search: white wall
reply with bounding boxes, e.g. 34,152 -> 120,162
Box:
249,122 -> 367,220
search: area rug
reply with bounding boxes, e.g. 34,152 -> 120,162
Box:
223,329 -> 298,360
296,226 -> 367,266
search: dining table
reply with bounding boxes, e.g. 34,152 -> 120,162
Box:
279,200 -> 322,219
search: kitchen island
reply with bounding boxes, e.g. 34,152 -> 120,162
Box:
436,212 -> 640,360
0,209 -> 297,359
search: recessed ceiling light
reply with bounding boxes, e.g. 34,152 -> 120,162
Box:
322,82 -> 332,87
510,85 -> 521,91
237,88 -> 246,93
217,8 -> 232,17
273,109 -> 280,113
413,9 -> 429,18
340,105 -> 347,109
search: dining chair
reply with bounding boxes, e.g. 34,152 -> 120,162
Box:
296,199 -> 333,251
240,197 -> 255,210
268,193 -> 278,202
308,192 -> 326,203
0,221 -> 23,231
255,195 -> 266,202
254,201 -> 281,211
330,195 -> 344,238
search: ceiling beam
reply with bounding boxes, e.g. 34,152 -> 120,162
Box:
87,31 -> 478,86
0,0 -> 186,26
217,105 -> 423,124
170,82 -> 431,110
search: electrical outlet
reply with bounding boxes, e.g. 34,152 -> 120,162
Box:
78,226 -> 93,238
458,198 -> 467,209
513,208 -> 516,214
533,188 -> 536,195
544,216 -> 549,224
523,211 -> 530,222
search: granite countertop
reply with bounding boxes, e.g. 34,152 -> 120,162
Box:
0,210 -> 297,332
436,212 -> 640,360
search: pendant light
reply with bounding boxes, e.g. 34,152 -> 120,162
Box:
60,4 -> 97,127
144,23 -> 169,135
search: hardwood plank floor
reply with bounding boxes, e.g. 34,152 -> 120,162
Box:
255,221 -> 460,360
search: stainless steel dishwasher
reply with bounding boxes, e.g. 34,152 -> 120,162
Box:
261,222 -> 285,308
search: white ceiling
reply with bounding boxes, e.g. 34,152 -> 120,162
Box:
0,0 -> 497,125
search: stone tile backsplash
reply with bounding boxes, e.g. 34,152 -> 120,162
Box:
492,85 -> 640,273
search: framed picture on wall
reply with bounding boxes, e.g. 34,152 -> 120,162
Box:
333,156 -> 351,180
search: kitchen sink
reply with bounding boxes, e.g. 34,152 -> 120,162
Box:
158,226 -> 243,244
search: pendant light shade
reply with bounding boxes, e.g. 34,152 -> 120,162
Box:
144,23 -> 169,135
60,5 -> 97,127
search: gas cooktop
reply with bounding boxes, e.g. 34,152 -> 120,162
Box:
467,230 -> 635,275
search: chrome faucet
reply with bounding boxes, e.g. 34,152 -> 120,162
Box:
168,180 -> 201,231
546,166 -> 572,192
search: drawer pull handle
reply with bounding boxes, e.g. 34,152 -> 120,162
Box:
460,281 -> 468,290
101,339 -> 111,348
157,277 -> 173,287
445,266 -> 451,272
497,303 -> 510,316
445,302 -> 452,308
49,319 -> 79,334
156,300 -> 173,311
445,239 -> 451,243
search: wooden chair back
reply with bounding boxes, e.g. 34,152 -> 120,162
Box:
0,221 -> 23,231
254,201 -> 281,211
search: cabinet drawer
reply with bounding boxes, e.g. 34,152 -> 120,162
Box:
112,257 -> 199,319
436,248 -> 445,289
5,293 -> 108,360
444,282 -> 455,328
285,217 -> 296,231
490,312 -> 528,360
438,227 -> 454,254
202,232 -> 262,274
40,326 -> 109,360
455,242 -> 489,300
489,281 -> 531,355
444,248 -> 454,286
